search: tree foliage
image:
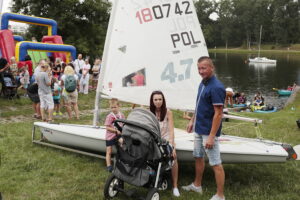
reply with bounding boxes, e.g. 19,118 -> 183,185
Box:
10,0 -> 300,52
195,0 -> 300,48
11,0 -> 111,59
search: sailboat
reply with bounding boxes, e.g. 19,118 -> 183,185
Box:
248,25 -> 277,64
33,0 -> 298,163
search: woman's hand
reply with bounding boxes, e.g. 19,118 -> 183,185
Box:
186,120 -> 193,133
172,148 -> 177,160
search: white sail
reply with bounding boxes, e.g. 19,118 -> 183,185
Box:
100,0 -> 208,111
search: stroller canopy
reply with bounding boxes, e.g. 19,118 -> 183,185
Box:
120,108 -> 162,160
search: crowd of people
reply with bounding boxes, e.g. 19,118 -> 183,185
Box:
0,53 -> 102,122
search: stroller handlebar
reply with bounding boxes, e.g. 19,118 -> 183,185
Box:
113,119 -> 162,143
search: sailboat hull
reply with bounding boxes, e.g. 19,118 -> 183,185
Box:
249,57 -> 277,64
33,122 -> 288,163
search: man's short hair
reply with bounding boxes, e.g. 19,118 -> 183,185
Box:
197,56 -> 214,67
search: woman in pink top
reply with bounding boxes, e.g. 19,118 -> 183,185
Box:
104,99 -> 125,172
149,90 -> 180,197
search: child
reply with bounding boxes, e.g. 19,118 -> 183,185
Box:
52,79 -> 62,116
19,65 -> 30,90
237,92 -> 246,104
9,57 -> 18,79
104,99 -> 125,172
253,92 -> 264,106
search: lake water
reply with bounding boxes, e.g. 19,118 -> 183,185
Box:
210,52 -> 300,109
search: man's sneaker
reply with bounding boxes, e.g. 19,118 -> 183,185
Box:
58,112 -> 63,116
210,194 -> 225,200
173,188 -> 180,197
181,183 -> 202,194
53,112 -> 57,116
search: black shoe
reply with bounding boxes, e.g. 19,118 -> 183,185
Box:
107,166 -> 113,172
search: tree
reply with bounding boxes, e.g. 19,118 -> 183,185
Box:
217,0 -> 235,48
194,0 -> 218,47
11,0 -> 111,59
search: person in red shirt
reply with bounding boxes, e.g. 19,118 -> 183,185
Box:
131,70 -> 145,86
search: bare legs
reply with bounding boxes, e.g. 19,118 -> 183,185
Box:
40,107 -> 53,121
212,164 -> 225,198
33,103 -> 41,117
65,103 -> 80,119
193,157 -> 225,198
73,103 -> 79,119
106,146 -> 112,167
194,158 -> 205,187
172,159 -> 179,188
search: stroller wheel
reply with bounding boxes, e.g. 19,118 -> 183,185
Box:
146,188 -> 159,200
159,177 -> 171,191
104,174 -> 123,199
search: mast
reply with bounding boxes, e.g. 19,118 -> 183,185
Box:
93,0 -> 119,126
258,25 -> 262,57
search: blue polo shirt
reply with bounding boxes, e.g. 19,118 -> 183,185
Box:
194,75 -> 225,137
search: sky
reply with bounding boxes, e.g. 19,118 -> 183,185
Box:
1,0 -> 11,12
0,0 -> 218,20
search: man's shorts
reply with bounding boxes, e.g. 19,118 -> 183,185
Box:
193,133 -> 222,166
39,93 -> 54,110
28,92 -> 40,103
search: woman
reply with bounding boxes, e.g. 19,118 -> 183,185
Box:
91,58 -> 101,89
60,65 -> 80,119
149,90 -> 180,197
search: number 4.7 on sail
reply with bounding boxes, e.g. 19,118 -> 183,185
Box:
136,1 -> 193,24
161,58 -> 193,83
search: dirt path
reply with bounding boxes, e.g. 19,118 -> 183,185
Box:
0,107 -> 132,124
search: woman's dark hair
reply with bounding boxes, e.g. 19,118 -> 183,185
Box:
150,90 -> 167,122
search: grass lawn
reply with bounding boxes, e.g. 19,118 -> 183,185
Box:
0,90 -> 300,199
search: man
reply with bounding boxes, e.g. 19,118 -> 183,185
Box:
36,64 -> 54,122
33,59 -> 46,82
182,56 -> 226,200
73,53 -> 84,80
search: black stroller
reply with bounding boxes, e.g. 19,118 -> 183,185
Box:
0,72 -> 18,99
104,108 -> 173,200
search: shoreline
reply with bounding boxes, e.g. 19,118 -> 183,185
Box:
209,48 -> 300,54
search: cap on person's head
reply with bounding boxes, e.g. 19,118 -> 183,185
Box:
64,65 -> 75,75
0,58 -> 8,68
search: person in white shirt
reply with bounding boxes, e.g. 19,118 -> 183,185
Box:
33,59 -> 46,83
73,54 -> 84,80
79,58 -> 91,94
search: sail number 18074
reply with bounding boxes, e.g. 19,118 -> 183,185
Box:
136,1 -> 192,24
